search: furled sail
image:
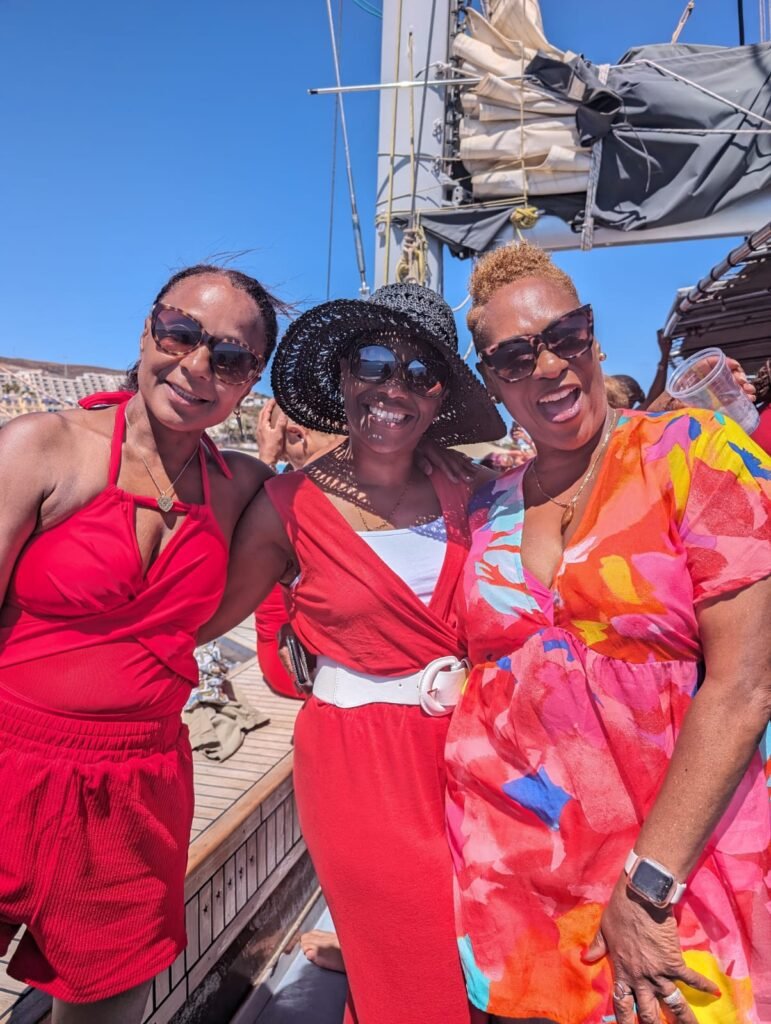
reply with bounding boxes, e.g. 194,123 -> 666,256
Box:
451,0 -> 771,232
453,1 -> 591,199
450,1 -> 589,199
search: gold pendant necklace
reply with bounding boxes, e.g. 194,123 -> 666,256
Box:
125,408 -> 199,512
529,409 -> 618,534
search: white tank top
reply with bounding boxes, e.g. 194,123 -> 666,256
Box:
358,516 -> 446,605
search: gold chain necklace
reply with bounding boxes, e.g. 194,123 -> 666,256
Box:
529,409 -> 618,534
125,408 -> 200,512
327,443 -> 413,532
354,477 -> 411,532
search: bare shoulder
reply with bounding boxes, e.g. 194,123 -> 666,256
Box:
0,408 -> 92,464
219,449 -> 275,495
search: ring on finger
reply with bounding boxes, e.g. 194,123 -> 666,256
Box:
662,988 -> 686,1008
613,981 -> 634,1001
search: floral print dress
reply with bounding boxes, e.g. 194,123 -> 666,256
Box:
446,409 -> 771,1023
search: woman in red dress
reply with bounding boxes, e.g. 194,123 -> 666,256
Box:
203,283 -> 504,1024
0,265 -> 281,1023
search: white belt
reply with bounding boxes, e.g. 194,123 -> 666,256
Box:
312,655 -> 469,716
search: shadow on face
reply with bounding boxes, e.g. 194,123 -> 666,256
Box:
339,335 -> 447,457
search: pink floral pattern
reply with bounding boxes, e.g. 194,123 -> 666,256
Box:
446,410 -> 771,1023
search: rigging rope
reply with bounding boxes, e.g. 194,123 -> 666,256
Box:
383,0 -> 405,286
351,0 -> 382,17
638,59 -> 771,127
325,0 -> 370,297
325,0 -> 343,300
409,0 -> 438,224
395,223 -> 428,284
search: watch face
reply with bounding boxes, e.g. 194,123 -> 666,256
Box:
630,860 -> 674,905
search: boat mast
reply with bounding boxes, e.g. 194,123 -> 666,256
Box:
374,0 -> 451,291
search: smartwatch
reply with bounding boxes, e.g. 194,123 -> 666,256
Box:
624,850 -> 686,909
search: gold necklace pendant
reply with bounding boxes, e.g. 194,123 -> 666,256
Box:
157,494 -> 174,513
559,504 -> 575,533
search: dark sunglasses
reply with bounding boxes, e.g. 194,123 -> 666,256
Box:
151,303 -> 265,386
349,342 -> 449,398
479,304 -> 594,383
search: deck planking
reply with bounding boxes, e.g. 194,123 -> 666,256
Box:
0,619 -> 303,1022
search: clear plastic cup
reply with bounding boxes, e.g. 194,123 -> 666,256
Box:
666,347 -> 759,434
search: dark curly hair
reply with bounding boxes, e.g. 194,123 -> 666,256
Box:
125,264 -> 289,390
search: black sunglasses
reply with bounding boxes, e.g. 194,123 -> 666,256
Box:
151,303 -> 265,386
349,342 -> 449,398
479,304 -> 594,383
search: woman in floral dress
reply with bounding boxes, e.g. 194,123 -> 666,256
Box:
446,242 -> 771,1024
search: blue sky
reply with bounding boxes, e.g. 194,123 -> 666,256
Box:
0,0 -> 762,392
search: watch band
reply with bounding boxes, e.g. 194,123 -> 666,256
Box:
624,850 -> 686,906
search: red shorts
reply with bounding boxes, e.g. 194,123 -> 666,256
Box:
0,692 -> 194,1003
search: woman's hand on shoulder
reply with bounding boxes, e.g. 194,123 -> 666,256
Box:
415,437 -> 486,484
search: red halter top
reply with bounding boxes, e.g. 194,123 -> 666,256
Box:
0,395 -> 230,718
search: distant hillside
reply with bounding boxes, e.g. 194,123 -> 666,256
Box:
0,355 -> 127,378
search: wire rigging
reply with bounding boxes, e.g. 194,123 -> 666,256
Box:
325,0 -> 343,301
351,0 -> 382,17
383,0 -> 405,286
409,0 -> 439,223
324,0 -> 370,297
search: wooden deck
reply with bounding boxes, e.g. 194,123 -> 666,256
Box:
0,621 -> 304,1024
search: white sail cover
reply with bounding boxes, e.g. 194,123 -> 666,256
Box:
454,1 -> 590,199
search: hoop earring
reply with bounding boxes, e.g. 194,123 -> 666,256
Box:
598,348 -> 607,362
235,405 -> 245,441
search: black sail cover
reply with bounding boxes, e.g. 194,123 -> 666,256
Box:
529,42 -> 771,232
425,42 -> 771,254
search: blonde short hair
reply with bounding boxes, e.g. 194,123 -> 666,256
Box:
467,241 -> 579,335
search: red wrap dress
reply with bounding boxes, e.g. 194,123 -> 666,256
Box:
265,470 -> 473,1024
0,395 -> 230,1003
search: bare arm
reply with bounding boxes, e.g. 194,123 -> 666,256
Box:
0,415 -> 61,605
198,488 -> 295,643
634,577 -> 770,870
586,577 -> 771,1020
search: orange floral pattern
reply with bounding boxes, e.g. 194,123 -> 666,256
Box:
447,410 -> 771,1023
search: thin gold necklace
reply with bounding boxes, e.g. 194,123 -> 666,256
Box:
329,443 -> 413,532
529,409 -> 618,534
354,477 -> 411,531
124,408 -> 200,512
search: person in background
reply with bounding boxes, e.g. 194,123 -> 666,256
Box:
604,373 -> 646,409
479,451 -> 516,472
750,357 -> 771,455
446,240 -> 770,1024
256,398 -> 344,472
253,399 -> 344,700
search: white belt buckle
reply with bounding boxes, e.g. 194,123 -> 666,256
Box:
418,656 -> 469,717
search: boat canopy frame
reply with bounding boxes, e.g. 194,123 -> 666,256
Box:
661,220 -> 771,376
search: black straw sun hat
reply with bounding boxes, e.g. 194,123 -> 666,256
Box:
271,283 -> 505,446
